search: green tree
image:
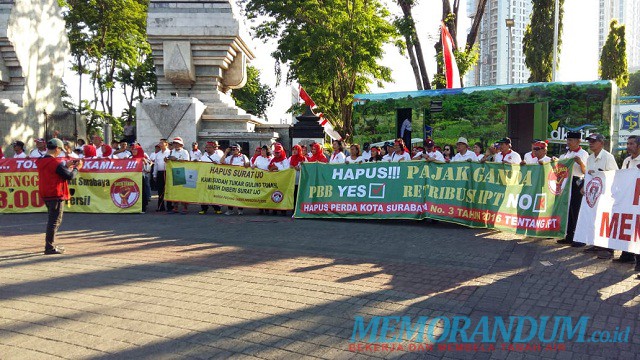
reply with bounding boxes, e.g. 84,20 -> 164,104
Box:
622,70 -> 640,96
243,0 -> 398,141
523,0 -> 564,82
58,0 -> 155,137
599,19 -> 628,88
231,65 -> 274,119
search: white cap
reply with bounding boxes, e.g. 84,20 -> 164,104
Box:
456,137 -> 469,146
172,137 -> 184,145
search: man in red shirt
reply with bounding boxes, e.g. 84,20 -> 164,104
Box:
37,138 -> 83,255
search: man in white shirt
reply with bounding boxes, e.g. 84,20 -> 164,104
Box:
415,138 -> 445,162
494,137 -> 522,164
222,144 -> 249,215
190,142 -> 202,161
113,140 -> 132,159
29,138 -> 48,158
154,140 -> 171,212
585,133 -> 619,175
522,140 -> 540,164
381,142 -> 394,162
583,133 -> 619,259
556,131 -> 589,247
523,141 -> 551,164
451,137 -> 478,162
198,142 -> 223,215
12,141 -> 27,158
621,135 -> 640,170
614,135 -> 640,269
200,141 -> 224,164
166,137 -> 190,213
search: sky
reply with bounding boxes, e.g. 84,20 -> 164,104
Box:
63,0 -> 600,124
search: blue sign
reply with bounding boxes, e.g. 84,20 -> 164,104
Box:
621,111 -> 639,131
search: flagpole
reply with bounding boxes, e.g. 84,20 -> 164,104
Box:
552,0 -> 559,82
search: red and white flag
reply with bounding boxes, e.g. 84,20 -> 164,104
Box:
299,86 -> 317,109
441,22 -> 461,89
317,113 -> 342,141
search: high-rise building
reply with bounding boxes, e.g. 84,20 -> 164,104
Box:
465,0 -> 532,86
598,0 -> 640,72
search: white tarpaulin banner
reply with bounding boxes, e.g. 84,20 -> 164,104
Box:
574,168 -> 640,254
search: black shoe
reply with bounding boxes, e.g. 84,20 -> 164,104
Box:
571,242 -> 586,247
583,246 -> 599,253
597,250 -> 613,260
612,256 -> 635,264
557,238 -> 572,245
44,246 -> 65,255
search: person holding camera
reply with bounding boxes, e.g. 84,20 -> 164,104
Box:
36,138 -> 83,255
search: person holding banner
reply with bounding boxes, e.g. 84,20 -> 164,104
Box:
329,140 -> 346,164
167,137 -> 191,214
37,138 -> 83,255
523,141 -> 551,165
415,139 -> 445,162
268,144 -> 290,215
250,146 -> 262,168
198,142 -> 224,215
494,137 -> 522,164
388,139 -> 411,162
252,146 -> 272,170
615,135 -> 640,268
29,138 -> 47,158
131,145 -> 152,213
450,137 -> 477,162
12,141 -> 27,158
223,144 -> 250,215
583,133 -> 619,259
367,146 -> 383,162
345,144 -> 364,164
557,131 -> 589,247
307,142 -> 328,163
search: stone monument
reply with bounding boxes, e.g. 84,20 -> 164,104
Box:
137,0 -> 279,153
0,0 -> 78,156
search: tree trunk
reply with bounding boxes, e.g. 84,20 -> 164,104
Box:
466,0 -> 488,51
406,42 -> 423,90
398,1 -> 430,89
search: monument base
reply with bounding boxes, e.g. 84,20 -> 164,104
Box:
136,97 -> 206,152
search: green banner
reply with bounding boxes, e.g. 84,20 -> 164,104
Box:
294,160 -> 575,238
165,161 -> 295,209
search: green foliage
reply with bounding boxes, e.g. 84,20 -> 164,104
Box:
243,0 -> 398,141
622,70 -> 640,96
599,19 -> 628,88
523,0 -> 564,82
59,0 -> 156,135
231,65 -> 274,119
353,82 -> 614,151
433,46 -> 479,88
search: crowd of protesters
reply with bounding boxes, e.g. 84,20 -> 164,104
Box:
2,132 -> 639,272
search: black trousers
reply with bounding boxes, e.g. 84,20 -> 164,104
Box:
45,200 -> 64,251
566,177 -> 583,242
156,170 -> 168,211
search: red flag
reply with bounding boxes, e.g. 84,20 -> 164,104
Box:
299,86 -> 317,109
441,23 -> 461,89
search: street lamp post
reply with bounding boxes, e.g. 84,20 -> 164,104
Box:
505,18 -> 515,85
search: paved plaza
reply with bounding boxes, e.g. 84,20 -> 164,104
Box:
1,205 -> 639,360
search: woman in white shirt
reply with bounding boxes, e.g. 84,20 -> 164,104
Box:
252,146 -> 272,171
268,143 -> 290,216
345,144 -> 364,164
222,144 -> 249,215
329,140 -> 346,164
388,139 -> 411,162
